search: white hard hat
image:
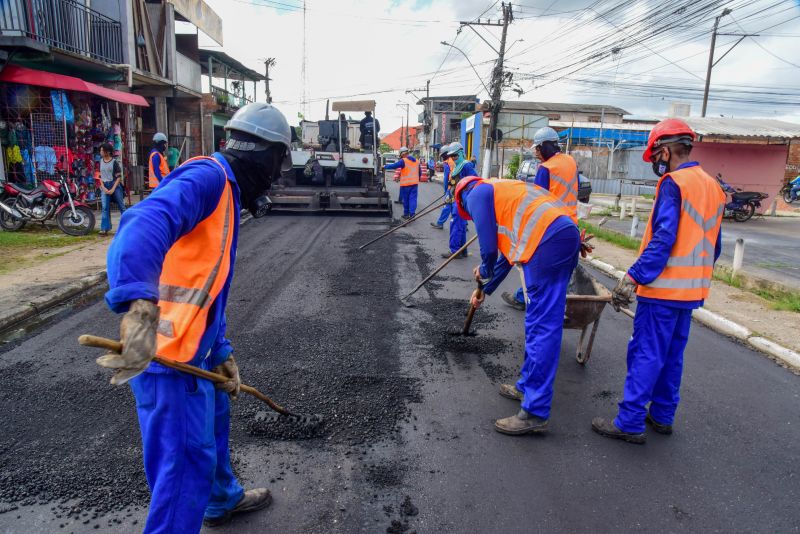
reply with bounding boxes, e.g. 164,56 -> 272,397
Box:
153,132 -> 167,143
399,146 -> 409,154
446,142 -> 463,156
225,102 -> 293,171
533,126 -> 560,146
439,143 -> 452,156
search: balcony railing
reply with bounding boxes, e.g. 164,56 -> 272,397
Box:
0,0 -> 123,64
210,85 -> 252,113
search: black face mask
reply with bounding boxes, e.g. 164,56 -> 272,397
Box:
222,147 -> 283,218
652,158 -> 669,177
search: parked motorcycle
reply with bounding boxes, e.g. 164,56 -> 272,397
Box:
780,183 -> 796,204
0,171 -> 95,235
715,174 -> 768,222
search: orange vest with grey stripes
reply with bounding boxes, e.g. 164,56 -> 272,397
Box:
155,156 -> 236,362
636,165 -> 725,301
399,157 -> 420,187
541,153 -> 578,222
489,179 -> 573,265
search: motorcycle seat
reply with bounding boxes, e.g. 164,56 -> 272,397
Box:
732,192 -> 762,202
5,183 -> 42,194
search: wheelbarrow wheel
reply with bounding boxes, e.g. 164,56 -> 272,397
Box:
575,319 -> 601,366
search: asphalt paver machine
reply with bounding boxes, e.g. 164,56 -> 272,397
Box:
269,100 -> 391,214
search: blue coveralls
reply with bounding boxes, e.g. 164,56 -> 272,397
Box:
435,162 -> 452,226
514,163 -> 554,305
615,161 -> 723,434
105,153 -> 244,533
448,161 -> 477,253
385,157 -> 421,217
150,149 -> 167,184
789,175 -> 800,201
463,181 -> 580,419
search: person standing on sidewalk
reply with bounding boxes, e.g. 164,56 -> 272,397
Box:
502,127 -> 579,311
98,142 -> 125,236
97,103 -> 292,532
454,176 -> 580,435
440,142 -> 477,259
148,132 -> 170,189
384,147 -> 421,219
431,144 -> 453,229
593,118 -> 725,444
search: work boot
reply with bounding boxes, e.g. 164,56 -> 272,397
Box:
394,199 -> 403,204
203,488 -> 272,527
401,214 -> 412,221
591,417 -> 646,444
430,222 -> 444,229
501,291 -> 525,311
494,409 -> 548,435
498,383 -> 523,401
646,413 -> 673,435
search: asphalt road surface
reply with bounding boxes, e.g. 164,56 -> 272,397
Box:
599,214 -> 800,289
0,181 -> 798,533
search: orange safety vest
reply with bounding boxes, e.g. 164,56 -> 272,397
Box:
399,157 -> 420,187
489,178 -> 573,264
636,165 -> 725,301
541,153 -> 578,222
148,150 -> 170,189
155,156 -> 236,362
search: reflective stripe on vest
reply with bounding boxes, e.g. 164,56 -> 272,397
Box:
148,151 -> 169,188
155,156 -> 236,362
636,166 -> 726,301
541,153 -> 578,222
490,179 -> 573,264
399,157 -> 420,186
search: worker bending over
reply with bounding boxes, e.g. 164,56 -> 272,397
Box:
384,146 -> 421,219
503,127 -> 579,311
148,132 -> 170,189
431,144 -> 453,229
98,103 -> 293,532
454,177 -> 580,435
441,142 -> 478,258
593,118 -> 724,444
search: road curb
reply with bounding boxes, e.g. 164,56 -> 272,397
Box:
585,256 -> 800,371
0,213 -> 256,335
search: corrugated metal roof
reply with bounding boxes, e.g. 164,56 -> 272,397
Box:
500,101 -> 629,115
551,121 -> 651,131
683,117 -> 800,139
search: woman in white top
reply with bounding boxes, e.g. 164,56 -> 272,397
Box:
98,142 -> 125,235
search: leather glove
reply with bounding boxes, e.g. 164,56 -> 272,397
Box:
612,274 -> 637,312
212,355 -> 241,400
580,228 -> 595,258
470,288 -> 485,310
96,299 -> 159,385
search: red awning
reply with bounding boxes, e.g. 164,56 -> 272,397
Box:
0,65 -> 149,107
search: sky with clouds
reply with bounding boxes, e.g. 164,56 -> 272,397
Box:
195,0 -> 800,132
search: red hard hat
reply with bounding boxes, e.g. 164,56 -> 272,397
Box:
642,118 -> 696,162
454,176 -> 485,220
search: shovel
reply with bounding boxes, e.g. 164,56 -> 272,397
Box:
449,281 -> 483,337
78,334 -> 323,427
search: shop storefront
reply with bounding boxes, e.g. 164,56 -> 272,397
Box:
0,65 -> 148,205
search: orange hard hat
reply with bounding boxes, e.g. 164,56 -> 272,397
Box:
454,176 -> 485,220
642,118 -> 695,162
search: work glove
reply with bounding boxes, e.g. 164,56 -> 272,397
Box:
611,274 -> 637,312
580,228 -> 595,258
212,355 -> 241,400
470,288 -> 485,310
96,299 -> 159,385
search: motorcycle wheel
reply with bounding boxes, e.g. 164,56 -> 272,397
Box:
0,210 -> 25,231
56,206 -> 95,236
732,202 -> 755,222
783,189 -> 794,204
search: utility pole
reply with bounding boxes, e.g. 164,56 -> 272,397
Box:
461,2 -> 513,177
702,8 -> 731,117
397,102 -> 411,148
406,82 -> 431,157
263,58 -> 276,104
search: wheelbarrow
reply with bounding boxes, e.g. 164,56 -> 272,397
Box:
564,264 -> 613,365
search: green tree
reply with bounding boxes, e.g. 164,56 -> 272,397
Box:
506,153 -> 521,179
379,142 -> 393,154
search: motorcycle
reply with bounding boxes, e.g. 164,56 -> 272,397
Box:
0,171 -> 96,235
716,175 -> 768,222
780,182 -> 797,204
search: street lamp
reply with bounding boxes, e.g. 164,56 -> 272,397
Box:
701,8 -> 732,117
440,41 -> 492,96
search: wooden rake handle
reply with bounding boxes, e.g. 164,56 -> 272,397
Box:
78,334 -> 295,417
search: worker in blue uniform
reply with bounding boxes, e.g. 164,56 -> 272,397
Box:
454,177 -> 583,435
384,147 -> 421,219
441,142 -> 477,259
593,118 -> 725,444
98,103 -> 293,532
431,143 -> 453,229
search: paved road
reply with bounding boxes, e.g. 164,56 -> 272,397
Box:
598,214 -> 800,289
0,181 -> 798,533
